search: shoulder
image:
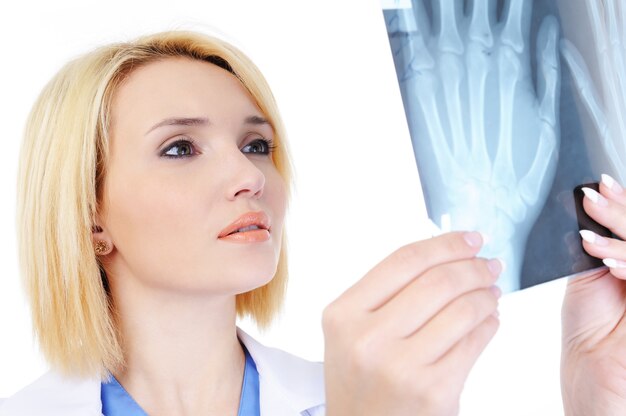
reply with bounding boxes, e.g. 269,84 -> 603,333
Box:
237,328 -> 326,416
0,371 -> 101,416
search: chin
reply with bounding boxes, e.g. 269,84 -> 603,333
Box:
230,266 -> 277,294
186,260 -> 278,295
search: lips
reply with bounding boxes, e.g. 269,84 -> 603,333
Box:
218,211 -> 271,242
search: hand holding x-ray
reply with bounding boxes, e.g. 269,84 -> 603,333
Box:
559,4 -> 626,413
386,0 -> 560,292
560,0 -> 626,183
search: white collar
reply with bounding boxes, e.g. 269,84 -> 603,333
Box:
0,328 -> 325,416
237,328 -> 325,415
0,370 -> 102,416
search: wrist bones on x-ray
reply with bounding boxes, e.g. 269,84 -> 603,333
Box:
561,0 -> 626,182
387,0 -> 560,292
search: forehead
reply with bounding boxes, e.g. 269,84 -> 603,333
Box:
110,57 -> 260,129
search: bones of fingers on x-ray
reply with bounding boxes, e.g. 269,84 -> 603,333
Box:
560,0 -> 626,182
386,0 -> 560,292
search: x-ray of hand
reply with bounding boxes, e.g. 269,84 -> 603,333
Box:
386,0 -> 560,292
561,0 -> 626,182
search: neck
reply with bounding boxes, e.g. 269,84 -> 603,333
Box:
108,273 -> 245,416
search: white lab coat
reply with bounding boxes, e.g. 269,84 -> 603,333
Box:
0,328 -> 326,416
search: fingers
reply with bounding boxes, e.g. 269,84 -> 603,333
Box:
432,0 -> 463,54
433,314 -> 500,383
463,0 -> 497,180
537,15 -> 560,128
322,231 -> 501,415
410,0 -> 431,39
619,0 -> 626,48
604,0 -> 626,152
600,173 -> 626,205
373,257 -> 501,338
579,229 -> 626,279
340,232 -> 484,311
384,11 -> 413,78
560,39 -> 610,144
518,123 -> 558,207
581,178 -> 626,239
580,175 -> 626,278
587,0 -> 608,58
528,16 -> 560,208
467,0 -> 496,48
406,287 -> 500,364
405,1 -> 435,72
585,0 -> 626,145
606,0 -> 622,51
386,8 -> 435,77
501,0 -> 533,53
589,0 -> 626,171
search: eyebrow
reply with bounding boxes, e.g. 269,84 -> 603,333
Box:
145,117 -> 209,135
145,115 -> 270,135
244,115 -> 270,126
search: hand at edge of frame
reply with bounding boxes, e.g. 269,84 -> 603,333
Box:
323,231 -> 501,416
562,174 -> 626,416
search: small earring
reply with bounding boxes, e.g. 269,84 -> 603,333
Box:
94,240 -> 110,255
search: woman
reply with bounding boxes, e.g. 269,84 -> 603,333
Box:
0,31 -> 502,415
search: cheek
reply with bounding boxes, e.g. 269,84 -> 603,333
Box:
107,170 -> 203,238
102,164 -> 218,283
264,167 -> 288,233
269,172 -> 288,265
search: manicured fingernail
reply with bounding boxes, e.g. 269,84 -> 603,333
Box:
490,285 -> 502,299
487,259 -> 503,276
603,258 -> 626,268
601,174 -> 623,194
464,231 -> 483,248
579,230 -> 609,246
582,187 -> 608,206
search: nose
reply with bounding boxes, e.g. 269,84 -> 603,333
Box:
225,152 -> 265,200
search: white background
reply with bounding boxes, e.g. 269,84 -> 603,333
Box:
0,1 -> 565,414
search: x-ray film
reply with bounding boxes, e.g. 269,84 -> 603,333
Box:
382,0 -> 624,292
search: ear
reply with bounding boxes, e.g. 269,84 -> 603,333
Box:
92,220 -> 114,256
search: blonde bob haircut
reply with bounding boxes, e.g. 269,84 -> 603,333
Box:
17,31 -> 292,377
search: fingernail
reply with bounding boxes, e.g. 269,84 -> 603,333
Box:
603,258 -> 626,268
490,285 -> 502,299
464,231 -> 483,248
582,187 -> 609,206
601,174 -> 623,194
579,230 -> 609,246
487,259 -> 503,276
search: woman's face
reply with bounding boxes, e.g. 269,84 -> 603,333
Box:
99,57 -> 287,295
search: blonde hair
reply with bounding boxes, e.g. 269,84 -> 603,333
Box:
17,31 -> 292,377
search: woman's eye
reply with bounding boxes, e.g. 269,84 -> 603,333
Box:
241,138 -> 275,155
161,139 -> 196,158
